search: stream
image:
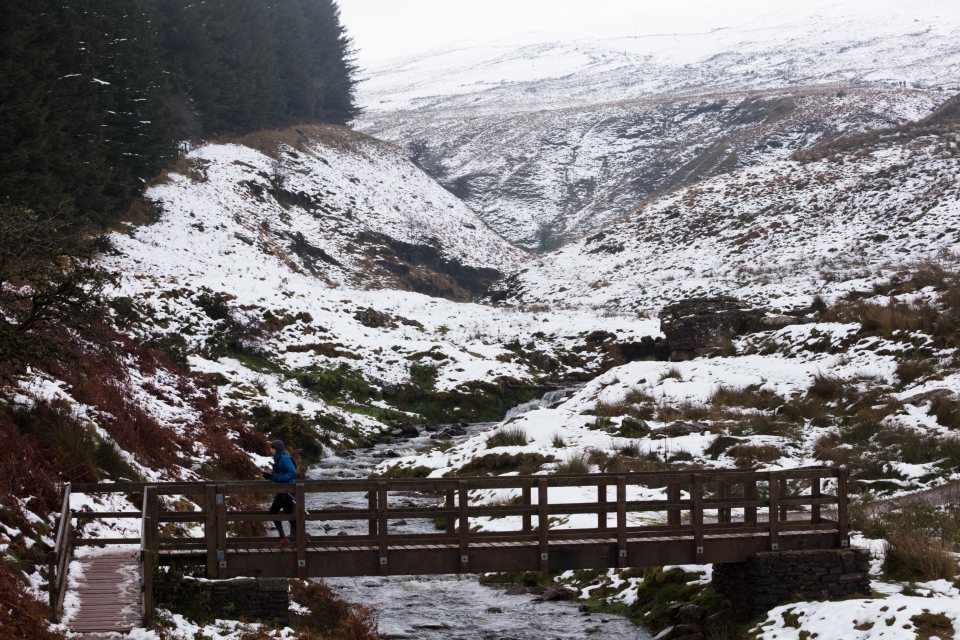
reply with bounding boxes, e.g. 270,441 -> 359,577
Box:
303,392 -> 651,640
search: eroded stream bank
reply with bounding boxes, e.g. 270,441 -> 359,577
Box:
304,392 -> 650,640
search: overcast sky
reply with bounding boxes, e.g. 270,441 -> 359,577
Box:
337,1 -> 956,69
336,0 -> 771,65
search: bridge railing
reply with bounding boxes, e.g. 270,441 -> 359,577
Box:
53,466 -> 849,622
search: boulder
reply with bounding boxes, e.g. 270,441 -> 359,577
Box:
659,296 -> 760,361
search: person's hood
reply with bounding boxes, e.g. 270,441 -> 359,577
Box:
270,439 -> 286,453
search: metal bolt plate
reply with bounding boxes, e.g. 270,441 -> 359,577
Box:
379,557 -> 388,566
840,539 -> 849,548
460,555 -> 469,564
297,559 -> 306,568
540,552 -> 548,561
771,543 -> 780,551
618,549 -> 628,558
696,546 -> 704,555
218,561 -> 227,569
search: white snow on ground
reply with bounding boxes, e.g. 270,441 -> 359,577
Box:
754,580 -> 960,639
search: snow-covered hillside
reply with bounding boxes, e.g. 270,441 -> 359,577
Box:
364,87 -> 939,247
357,1 -> 960,248
138,126 -> 527,296
496,118 -> 960,312
104,125 -> 658,449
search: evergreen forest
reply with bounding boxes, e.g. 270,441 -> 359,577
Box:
0,0 -> 359,223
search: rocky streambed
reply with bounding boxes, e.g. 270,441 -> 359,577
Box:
304,395 -> 649,640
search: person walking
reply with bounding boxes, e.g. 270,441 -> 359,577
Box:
263,439 -> 297,543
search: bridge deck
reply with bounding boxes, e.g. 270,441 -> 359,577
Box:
50,466 -> 850,626
65,549 -> 142,637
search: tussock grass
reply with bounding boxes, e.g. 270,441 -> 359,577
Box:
806,374 -> 846,402
708,385 -> 782,410
551,433 -> 567,448
554,452 -> 591,475
659,366 -> 684,382
727,443 -> 781,468
486,426 -> 529,448
883,533 -> 957,582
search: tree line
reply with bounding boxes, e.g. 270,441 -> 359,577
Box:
1,0 -> 359,222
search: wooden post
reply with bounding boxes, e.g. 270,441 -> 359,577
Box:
779,477 -> 789,522
204,484 -> 218,579
142,487 -> 157,626
458,482 -> 470,573
522,485 -> 532,533
616,476 -> 627,568
367,486 -> 378,537
811,475 -> 822,524
377,483 -> 389,576
445,488 -> 456,535
538,479 -> 549,572
718,480 -> 731,524
296,483 -> 307,579
667,482 -> 681,527
692,475 -> 704,559
598,481 -> 608,531
215,484 -> 227,574
768,472 -> 781,551
744,479 -> 758,524
837,467 -> 849,547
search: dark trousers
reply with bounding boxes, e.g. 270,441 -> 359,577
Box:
270,491 -> 295,537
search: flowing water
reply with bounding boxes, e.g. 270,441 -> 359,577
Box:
304,390 -> 651,640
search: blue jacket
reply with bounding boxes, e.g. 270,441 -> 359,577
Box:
270,451 -> 297,485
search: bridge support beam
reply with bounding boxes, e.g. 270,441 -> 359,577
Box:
713,548 -> 870,621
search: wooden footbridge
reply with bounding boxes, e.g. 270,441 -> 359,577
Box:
50,466 -> 849,632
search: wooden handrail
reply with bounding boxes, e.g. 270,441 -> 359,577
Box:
51,466 -> 849,611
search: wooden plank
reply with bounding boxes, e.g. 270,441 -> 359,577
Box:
296,483 -> 307,579
692,474 -> 704,559
768,472 -> 781,550
616,476 -> 627,568
216,484 -> 227,576
598,481 -> 608,530
667,482 -> 681,527
377,483 -> 389,576
718,480 -> 731,524
368,485 -> 378,536
459,483 -> 470,573
744,479 -> 758,524
445,489 -> 456,535
538,479 -> 549,571
204,484 -> 217,579
837,467 -> 849,547
522,485 -> 532,533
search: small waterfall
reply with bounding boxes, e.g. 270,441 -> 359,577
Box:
503,387 -> 576,421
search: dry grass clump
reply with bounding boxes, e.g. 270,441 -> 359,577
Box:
486,426 -> 529,448
727,443 -> 781,468
812,432 -> 858,466
806,374 -> 846,402
554,452 -> 591,475
659,366 -> 684,382
594,396 -> 655,420
551,433 -> 567,448
929,394 -> 960,430
289,578 -> 379,639
820,265 -> 960,347
708,385 -> 782,410
895,357 -> 937,385
883,533 -> 957,582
